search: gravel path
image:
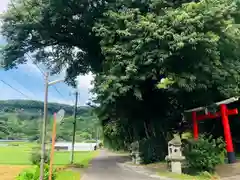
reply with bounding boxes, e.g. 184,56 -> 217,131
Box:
81,150 -> 161,180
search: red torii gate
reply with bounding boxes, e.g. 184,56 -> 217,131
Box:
185,97 -> 239,164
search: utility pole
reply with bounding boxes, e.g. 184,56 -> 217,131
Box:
40,72 -> 49,180
70,91 -> 78,164
96,127 -> 99,148
39,109 -> 42,143
39,74 -> 64,180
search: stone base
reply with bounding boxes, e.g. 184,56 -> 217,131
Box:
132,158 -> 136,164
227,152 -> 236,164
171,161 -> 182,174
131,152 -> 142,165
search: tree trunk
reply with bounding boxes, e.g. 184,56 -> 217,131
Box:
144,121 -> 150,139
150,122 -> 157,137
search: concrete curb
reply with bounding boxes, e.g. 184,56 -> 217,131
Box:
117,162 -> 174,180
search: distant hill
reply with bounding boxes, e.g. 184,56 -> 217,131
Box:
0,99 -> 90,116
0,100 -> 101,142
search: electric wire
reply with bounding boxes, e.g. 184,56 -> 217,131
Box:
0,79 -> 31,99
9,0 -> 73,103
25,53 -> 45,76
53,86 -> 64,99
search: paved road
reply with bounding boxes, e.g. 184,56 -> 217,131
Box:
81,150 -> 160,180
216,161 -> 240,180
221,176 -> 240,180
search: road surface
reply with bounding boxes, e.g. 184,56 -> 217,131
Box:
81,150 -> 161,180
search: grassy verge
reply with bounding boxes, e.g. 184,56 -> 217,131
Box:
54,151 -> 99,166
158,172 -> 219,180
142,162 -> 219,180
56,169 -> 81,180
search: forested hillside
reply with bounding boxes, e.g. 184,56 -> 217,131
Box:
0,100 -> 101,142
0,99 -> 89,115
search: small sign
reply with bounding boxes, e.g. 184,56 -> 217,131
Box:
56,109 -> 65,122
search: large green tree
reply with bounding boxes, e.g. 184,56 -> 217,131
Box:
2,0 -> 240,162
92,0 -> 240,153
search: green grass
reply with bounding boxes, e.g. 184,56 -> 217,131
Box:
144,162 -> 219,180
0,142 -> 98,180
0,143 -> 34,164
54,151 -> 98,166
158,172 -> 219,180
56,170 -> 81,180
0,142 -> 98,166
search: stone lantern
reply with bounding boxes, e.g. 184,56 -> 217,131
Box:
165,135 -> 185,174
130,141 -> 142,165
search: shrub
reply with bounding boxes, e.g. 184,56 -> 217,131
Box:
139,137 -> 167,164
30,148 -> 50,165
99,142 -> 103,148
17,164 -> 56,180
183,135 -> 225,173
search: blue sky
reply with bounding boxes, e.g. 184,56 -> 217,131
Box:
0,0 -> 93,105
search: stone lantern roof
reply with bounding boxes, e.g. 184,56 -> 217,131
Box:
168,135 -> 182,146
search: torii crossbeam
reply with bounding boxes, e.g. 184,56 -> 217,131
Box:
185,97 -> 239,164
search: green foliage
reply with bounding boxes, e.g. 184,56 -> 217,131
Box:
183,135 -> 226,173
3,0 -> 240,166
58,110 -> 102,142
92,0 -> 240,163
56,170 -> 80,180
102,121 -> 131,151
17,164 -> 56,180
139,137 -> 168,164
1,0 -> 107,84
0,99 -> 87,115
0,100 -> 101,142
0,118 -> 9,135
99,142 -> 103,148
157,78 -> 175,89
30,148 -> 50,165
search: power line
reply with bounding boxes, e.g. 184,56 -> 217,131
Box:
69,93 -> 75,105
53,86 -> 64,99
9,0 -> 73,104
25,53 -> 45,76
0,80 -> 31,99
9,0 -> 45,78
8,1 -> 45,77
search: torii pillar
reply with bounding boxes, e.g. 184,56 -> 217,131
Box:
187,97 -> 239,164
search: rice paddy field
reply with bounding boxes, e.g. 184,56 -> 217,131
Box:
0,142 -> 98,180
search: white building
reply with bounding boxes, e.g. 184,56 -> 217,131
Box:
54,142 -> 98,151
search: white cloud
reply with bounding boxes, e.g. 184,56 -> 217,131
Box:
76,73 -> 94,89
0,0 -> 9,13
17,61 -> 94,105
0,0 -> 94,105
18,62 -> 44,78
0,0 -> 94,90
47,65 -> 94,91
